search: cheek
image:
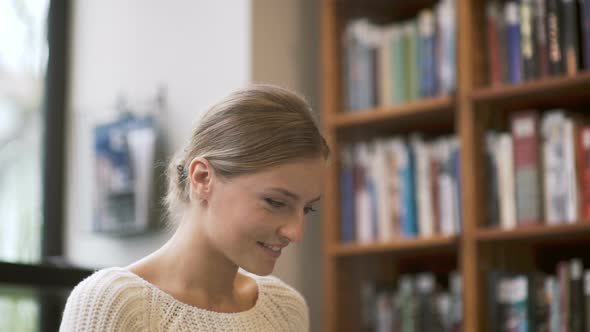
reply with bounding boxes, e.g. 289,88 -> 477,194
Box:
209,200 -> 271,242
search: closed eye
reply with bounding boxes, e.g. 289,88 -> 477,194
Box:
304,206 -> 317,215
265,198 -> 286,209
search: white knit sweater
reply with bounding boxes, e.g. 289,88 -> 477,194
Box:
59,267 -> 309,331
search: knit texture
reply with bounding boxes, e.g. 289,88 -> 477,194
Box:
59,267 -> 309,332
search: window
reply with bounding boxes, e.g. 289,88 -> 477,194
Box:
0,0 -> 50,264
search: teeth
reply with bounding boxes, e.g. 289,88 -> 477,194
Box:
262,243 -> 281,252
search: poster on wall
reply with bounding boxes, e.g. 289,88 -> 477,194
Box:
93,113 -> 156,235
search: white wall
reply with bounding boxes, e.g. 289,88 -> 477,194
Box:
65,0 -> 251,268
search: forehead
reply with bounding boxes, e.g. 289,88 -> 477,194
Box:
230,158 -> 325,196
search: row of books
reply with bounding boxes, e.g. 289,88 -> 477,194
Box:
342,0 -> 456,112
485,109 -> 590,229
487,259 -> 589,332
362,272 -> 463,332
486,0 -> 590,85
340,135 -> 462,244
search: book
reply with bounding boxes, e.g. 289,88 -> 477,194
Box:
497,133 -> 517,229
561,0 -> 582,75
547,0 -> 565,75
569,259 -> 585,332
511,110 -> 543,225
521,0 -> 538,80
487,0 -> 504,85
534,0 -> 550,77
578,126 -> 590,220
506,2 -> 524,84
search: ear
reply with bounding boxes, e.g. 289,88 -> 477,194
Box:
188,157 -> 213,203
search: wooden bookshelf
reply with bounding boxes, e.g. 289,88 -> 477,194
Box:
320,0 -> 590,331
329,96 -> 455,129
471,71 -> 590,104
476,222 -> 590,242
329,235 -> 459,256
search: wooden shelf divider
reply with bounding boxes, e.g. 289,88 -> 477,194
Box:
329,235 -> 459,256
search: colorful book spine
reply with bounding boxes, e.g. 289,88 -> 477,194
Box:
487,1 -> 504,85
511,110 -> 543,225
561,0 -> 582,75
521,0 -> 538,80
569,259 -> 585,332
579,127 -> 590,220
419,9 -> 436,98
437,0 -> 457,94
547,0 -> 565,75
391,25 -> 406,104
506,2 -> 524,84
497,133 -> 517,229
405,21 -> 419,101
534,0 -> 550,77
399,141 -> 418,237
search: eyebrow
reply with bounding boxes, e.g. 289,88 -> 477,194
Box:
269,188 -> 321,205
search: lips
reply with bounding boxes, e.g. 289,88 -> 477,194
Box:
257,241 -> 283,258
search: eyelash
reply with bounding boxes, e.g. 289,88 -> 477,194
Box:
265,198 -> 316,215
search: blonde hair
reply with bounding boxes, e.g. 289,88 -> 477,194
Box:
164,84 -> 330,224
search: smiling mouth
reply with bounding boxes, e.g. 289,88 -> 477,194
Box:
257,241 -> 283,258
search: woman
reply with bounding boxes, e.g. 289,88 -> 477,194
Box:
60,85 -> 330,331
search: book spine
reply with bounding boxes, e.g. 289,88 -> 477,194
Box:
403,142 -> 419,237
378,29 -> 393,107
498,133 -> 517,229
487,132 -> 501,227
579,127 -> 590,220
535,0 -> 550,77
547,0 -> 565,75
558,261 -> 570,332
437,0 -> 457,94
406,21 -> 419,101
561,0 -> 582,75
419,10 -> 436,98
488,1 -> 504,85
451,141 -> 463,233
521,0 -> 538,80
374,140 -> 393,241
541,111 -> 567,224
391,26 -> 406,104
511,110 -> 543,225
569,259 -> 585,332
564,119 -> 578,223
548,276 -> 561,332
506,2 -> 524,83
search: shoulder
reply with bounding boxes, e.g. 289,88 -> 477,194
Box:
60,267 -> 147,331
255,274 -> 309,331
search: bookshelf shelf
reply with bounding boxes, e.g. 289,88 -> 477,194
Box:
475,222 -> 590,242
329,235 -> 459,256
328,96 -> 455,130
471,71 -> 590,104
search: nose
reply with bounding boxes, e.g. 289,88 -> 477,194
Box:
278,212 -> 305,243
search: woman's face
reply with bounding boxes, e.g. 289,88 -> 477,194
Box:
203,157 -> 326,276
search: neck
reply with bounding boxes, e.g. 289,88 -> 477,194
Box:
132,213 -> 242,306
